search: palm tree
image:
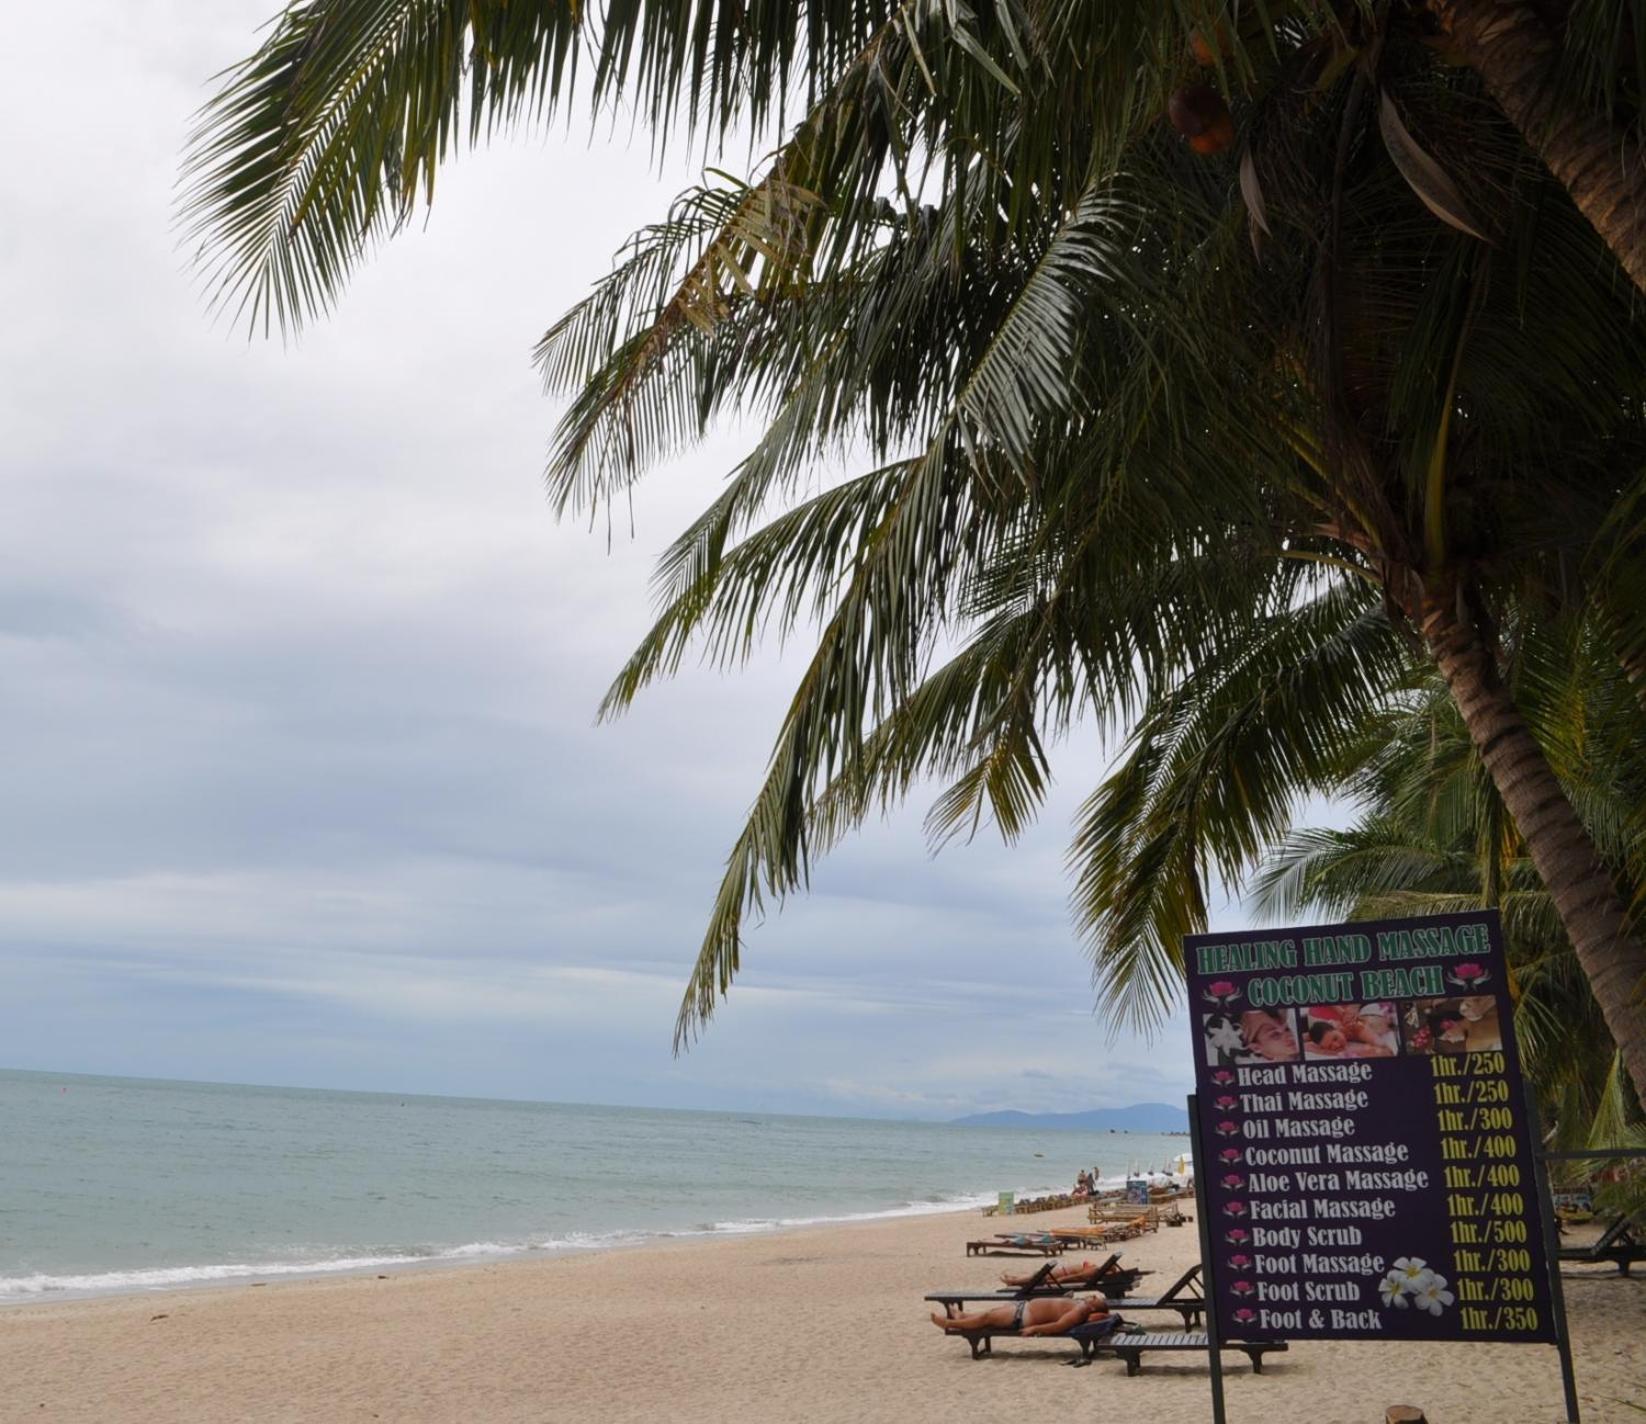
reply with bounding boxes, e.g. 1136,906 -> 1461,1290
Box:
175,5 -> 1646,321
1429,0 -> 1646,297
183,4 -> 1646,1098
1252,619 -> 1645,1144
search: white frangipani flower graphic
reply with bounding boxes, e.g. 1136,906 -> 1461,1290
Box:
1379,1256 -> 1454,1316
1412,1274 -> 1455,1316
1392,1257 -> 1429,1285
1207,1020 -> 1245,1054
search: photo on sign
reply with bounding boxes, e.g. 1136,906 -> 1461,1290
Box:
1398,996 -> 1503,1055
1200,1007 -> 1300,1066
1300,1002 -> 1398,1060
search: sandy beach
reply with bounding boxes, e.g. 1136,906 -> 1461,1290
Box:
1,1203 -> 1639,1423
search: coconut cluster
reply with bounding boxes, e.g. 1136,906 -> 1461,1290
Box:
1169,28 -> 1234,156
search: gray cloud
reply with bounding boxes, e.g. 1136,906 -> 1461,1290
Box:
0,0 -> 1209,1118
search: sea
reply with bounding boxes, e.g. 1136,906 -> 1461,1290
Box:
0,1068 -> 1188,1305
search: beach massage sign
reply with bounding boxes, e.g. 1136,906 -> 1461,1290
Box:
1185,910 -> 1556,1345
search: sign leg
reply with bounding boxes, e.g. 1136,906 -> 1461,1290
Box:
1527,1099 -> 1581,1423
1188,1094 -> 1227,1424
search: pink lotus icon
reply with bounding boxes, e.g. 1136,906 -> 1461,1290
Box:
1224,1200 -> 1247,1216
1216,1121 -> 1239,1136
1231,1280 -> 1254,1295
1214,1095 -> 1238,1111
1221,1173 -> 1244,1190
1233,1307 -> 1257,1324
1211,1069 -> 1235,1085
1448,962 -> 1491,990
1202,980 -> 1242,1009
1227,1254 -> 1252,1270
1225,1228 -> 1250,1245
1219,1148 -> 1241,1164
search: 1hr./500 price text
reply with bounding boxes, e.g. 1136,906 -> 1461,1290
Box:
1450,1217 -> 1530,1245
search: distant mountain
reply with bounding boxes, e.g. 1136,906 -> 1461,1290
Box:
950,1102 -> 1188,1133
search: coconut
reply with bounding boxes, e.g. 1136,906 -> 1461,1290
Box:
1168,84 -> 1235,155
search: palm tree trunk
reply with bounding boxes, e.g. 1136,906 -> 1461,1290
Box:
1434,0 -> 1646,297
1420,591 -> 1646,1102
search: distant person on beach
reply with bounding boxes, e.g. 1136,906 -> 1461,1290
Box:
999,1258 -> 1119,1288
931,1295 -> 1108,1336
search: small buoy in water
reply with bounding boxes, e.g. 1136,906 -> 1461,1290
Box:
1033,1152 -> 1044,1158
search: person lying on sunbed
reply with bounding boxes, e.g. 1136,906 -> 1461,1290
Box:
931,1295 -> 1108,1336
998,1258 -> 1120,1288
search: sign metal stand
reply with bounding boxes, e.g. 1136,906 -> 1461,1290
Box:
1526,1098 -> 1581,1423
1186,1092 -> 1228,1424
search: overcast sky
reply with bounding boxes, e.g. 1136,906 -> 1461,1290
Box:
0,1 -> 1224,1119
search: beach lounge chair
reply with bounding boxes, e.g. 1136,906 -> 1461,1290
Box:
1047,1226 -> 1112,1246
941,1315 -> 1288,1372
989,1256 -> 1118,1291
1557,1212 -> 1643,1275
929,1254 -> 1122,1305
925,1264 -> 1193,1324
940,1310 -> 1127,1360
1099,1263 -> 1206,1327
1088,1202 -> 1159,1231
965,1233 -> 1069,1257
1093,1331 -> 1288,1376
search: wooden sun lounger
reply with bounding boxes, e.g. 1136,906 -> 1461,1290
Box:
1088,1203 -> 1160,1231
1557,1213 -> 1643,1275
1055,1219 -> 1149,1243
1101,1263 -> 1205,1327
941,1316 -> 1287,1372
926,1263 -> 1195,1324
940,1314 -> 1126,1361
926,1275 -> 1142,1313
1047,1226 -> 1119,1246
966,1234 -> 1069,1257
974,1254 -> 1121,1288
1100,1332 -> 1288,1376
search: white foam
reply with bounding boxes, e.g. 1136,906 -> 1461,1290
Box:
0,1255 -> 418,1300
529,1230 -> 655,1252
0,1186 -> 1086,1304
690,1188 -> 1050,1237
0,1242 -> 542,1303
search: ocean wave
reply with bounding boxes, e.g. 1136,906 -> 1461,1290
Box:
0,1240 -> 568,1302
1,1176 -> 1182,1305
675,1187 -> 1066,1238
